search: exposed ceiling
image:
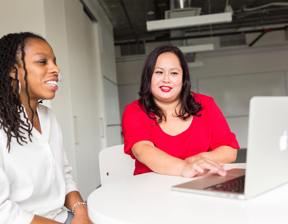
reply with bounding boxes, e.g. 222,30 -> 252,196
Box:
95,0 -> 288,45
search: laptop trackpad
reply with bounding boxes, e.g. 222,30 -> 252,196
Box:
173,168 -> 245,192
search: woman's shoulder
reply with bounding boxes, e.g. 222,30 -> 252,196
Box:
124,100 -> 145,114
123,100 -> 151,121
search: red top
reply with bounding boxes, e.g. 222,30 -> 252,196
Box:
122,93 -> 240,175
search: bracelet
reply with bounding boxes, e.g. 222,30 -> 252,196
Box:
71,201 -> 87,214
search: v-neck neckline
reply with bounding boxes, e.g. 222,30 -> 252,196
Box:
22,105 -> 46,140
32,106 -> 43,137
156,116 -> 195,137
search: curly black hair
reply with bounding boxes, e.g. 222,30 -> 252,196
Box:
0,32 -> 46,151
139,45 -> 202,123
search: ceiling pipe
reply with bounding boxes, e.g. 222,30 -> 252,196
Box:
243,2 -> 288,12
115,25 -> 288,46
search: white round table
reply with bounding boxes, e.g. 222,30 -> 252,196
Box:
87,163 -> 288,224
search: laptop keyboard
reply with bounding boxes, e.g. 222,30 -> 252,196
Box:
205,175 -> 245,193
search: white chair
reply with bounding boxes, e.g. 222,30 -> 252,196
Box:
99,144 -> 134,185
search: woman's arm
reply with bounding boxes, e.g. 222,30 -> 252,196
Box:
64,191 -> 85,212
31,216 -> 62,224
64,191 -> 92,224
185,146 -> 238,164
132,141 -> 226,177
19,189 -> 89,224
132,141 -> 186,176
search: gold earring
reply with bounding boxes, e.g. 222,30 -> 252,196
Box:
58,72 -> 62,82
18,82 -> 21,94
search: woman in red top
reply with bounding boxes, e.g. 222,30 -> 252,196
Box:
122,45 -> 239,177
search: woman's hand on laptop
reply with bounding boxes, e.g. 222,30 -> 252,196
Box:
181,157 -> 226,178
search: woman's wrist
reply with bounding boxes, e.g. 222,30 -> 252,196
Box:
179,160 -> 191,177
71,201 -> 87,215
185,153 -> 207,164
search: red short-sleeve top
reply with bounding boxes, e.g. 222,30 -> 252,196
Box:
122,93 -> 240,175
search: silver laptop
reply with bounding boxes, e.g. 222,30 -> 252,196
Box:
172,96 -> 288,199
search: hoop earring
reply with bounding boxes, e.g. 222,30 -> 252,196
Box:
58,72 -> 62,82
18,82 -> 21,94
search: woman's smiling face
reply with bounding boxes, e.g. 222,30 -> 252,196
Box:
17,38 -> 60,102
151,52 -> 183,104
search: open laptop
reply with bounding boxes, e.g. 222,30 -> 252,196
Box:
172,96 -> 288,199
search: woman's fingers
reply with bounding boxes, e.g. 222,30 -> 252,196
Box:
181,163 -> 198,178
181,158 -> 227,178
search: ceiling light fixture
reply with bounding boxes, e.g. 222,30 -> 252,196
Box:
146,12 -> 232,31
179,44 -> 214,53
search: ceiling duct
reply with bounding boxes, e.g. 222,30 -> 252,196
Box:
166,0 -> 202,19
166,1 -> 201,46
165,1 -> 217,57
169,0 -> 197,10
146,0 -> 232,31
167,0 -> 201,18
165,7 -> 202,19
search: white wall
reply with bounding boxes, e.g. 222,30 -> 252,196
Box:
100,23 -> 121,147
100,27 -> 122,146
116,31 -> 288,148
84,0 -> 122,148
0,0 -> 46,35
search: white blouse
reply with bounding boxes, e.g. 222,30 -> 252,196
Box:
0,105 -> 78,224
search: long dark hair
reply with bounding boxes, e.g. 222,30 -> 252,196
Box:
139,45 -> 202,122
0,32 -> 46,151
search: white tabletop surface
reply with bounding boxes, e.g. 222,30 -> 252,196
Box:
87,163 -> 288,224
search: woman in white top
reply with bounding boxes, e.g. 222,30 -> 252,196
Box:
0,32 -> 92,224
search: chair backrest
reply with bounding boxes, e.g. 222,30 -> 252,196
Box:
99,144 -> 134,185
